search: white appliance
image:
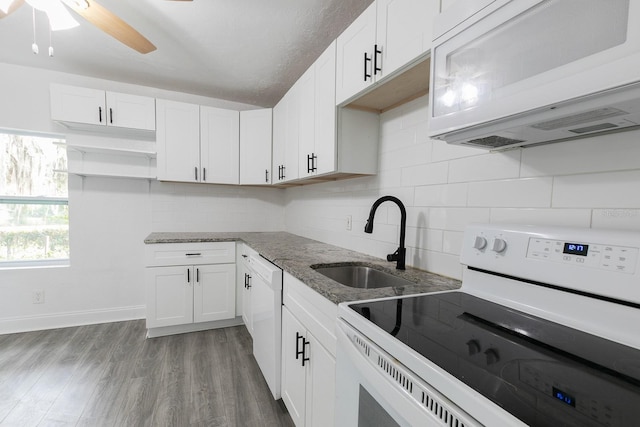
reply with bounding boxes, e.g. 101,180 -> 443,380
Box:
428,0 -> 640,150
246,254 -> 283,400
336,224 -> 640,426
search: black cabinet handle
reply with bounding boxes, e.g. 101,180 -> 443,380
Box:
295,332 -> 310,366
203,168 -> 206,182
98,106 -> 102,123
246,274 -> 251,289
265,169 -> 269,183
194,167 -> 198,181
187,268 -> 190,283
364,52 -> 372,81
311,153 -> 317,172
295,332 -> 304,360
196,268 -> 199,283
109,107 -> 113,124
374,44 -> 382,75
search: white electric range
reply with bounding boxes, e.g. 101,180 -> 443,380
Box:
335,223 -> 640,426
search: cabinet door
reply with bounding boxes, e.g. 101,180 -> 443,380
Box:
305,333 -> 336,427
50,84 -> 105,125
314,41 -> 338,176
335,3 -> 377,105
297,67 -> 316,179
156,99 -> 201,182
240,109 -> 273,185
194,264 -> 236,323
105,92 -> 156,131
145,266 -> 193,329
272,99 -> 286,183
241,270 -> 253,335
200,106 -> 240,185
281,307 -> 307,427
284,84 -> 300,183
376,0 -> 438,78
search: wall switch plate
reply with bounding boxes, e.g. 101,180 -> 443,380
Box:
32,289 -> 45,304
346,215 -> 352,231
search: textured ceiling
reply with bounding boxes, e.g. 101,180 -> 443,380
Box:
0,0 -> 374,107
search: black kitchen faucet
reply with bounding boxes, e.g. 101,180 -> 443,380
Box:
364,195 -> 406,270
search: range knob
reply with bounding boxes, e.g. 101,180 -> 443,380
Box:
473,236 -> 487,250
466,339 -> 481,356
491,238 -> 507,253
484,348 -> 500,365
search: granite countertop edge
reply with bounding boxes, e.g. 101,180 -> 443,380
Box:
145,231 -> 462,304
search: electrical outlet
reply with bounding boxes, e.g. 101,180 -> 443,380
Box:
346,215 -> 352,231
32,289 -> 45,304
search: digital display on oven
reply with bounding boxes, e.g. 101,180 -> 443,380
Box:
563,242 -> 589,256
553,387 -> 576,407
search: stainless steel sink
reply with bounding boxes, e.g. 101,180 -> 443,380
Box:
312,264 -> 413,289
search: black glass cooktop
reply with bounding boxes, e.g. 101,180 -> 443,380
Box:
349,291 -> 640,427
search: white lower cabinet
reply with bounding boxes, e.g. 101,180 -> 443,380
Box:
145,263 -> 235,328
281,273 -> 337,427
145,242 -> 236,335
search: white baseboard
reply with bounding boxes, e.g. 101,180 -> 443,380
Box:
0,305 -> 146,335
145,316 -> 244,338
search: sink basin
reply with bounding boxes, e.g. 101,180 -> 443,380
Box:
312,264 -> 413,289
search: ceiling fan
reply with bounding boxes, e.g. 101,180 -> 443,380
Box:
0,0 -> 193,54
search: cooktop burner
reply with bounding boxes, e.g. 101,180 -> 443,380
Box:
349,291 -> 640,427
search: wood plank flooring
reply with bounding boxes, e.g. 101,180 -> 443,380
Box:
0,321 -> 294,427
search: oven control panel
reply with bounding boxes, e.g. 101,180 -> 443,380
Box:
526,237 -> 638,274
461,224 -> 640,305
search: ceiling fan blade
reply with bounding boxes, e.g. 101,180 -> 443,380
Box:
0,0 -> 25,19
64,0 -> 156,54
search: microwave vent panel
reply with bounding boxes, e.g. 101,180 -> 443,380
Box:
530,107 -> 627,131
465,135 -> 525,148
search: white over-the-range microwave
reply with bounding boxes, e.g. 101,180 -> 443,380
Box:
428,0 -> 640,150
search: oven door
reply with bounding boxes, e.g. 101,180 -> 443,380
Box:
335,320 -> 479,427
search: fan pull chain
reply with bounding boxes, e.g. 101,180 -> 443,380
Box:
49,25 -> 54,57
31,7 -> 39,54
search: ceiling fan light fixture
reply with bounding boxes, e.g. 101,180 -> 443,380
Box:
26,0 -> 79,31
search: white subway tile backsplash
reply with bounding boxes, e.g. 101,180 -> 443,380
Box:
448,150 -> 521,183
591,209 -> 640,231
414,183 -> 468,207
406,227 -> 443,252
401,161 -> 449,187
521,130 -> 640,177
553,170 -> 640,208
443,231 -> 464,255
428,208 -> 491,231
284,94 -> 640,276
489,208 -> 592,227
467,177 -> 552,207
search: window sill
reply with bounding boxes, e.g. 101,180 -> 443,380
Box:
0,259 -> 70,270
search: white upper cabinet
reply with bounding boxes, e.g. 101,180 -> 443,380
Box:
50,84 -> 155,131
336,0 -> 439,105
157,100 -> 241,184
272,83 -> 300,184
240,109 -> 273,185
201,106 -> 239,185
335,3 -> 377,106
156,99 -> 201,183
299,41 -> 337,179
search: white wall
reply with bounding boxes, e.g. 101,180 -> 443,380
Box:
284,95 -> 640,280
0,63 -> 285,334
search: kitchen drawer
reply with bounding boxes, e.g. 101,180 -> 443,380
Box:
145,241 -> 235,267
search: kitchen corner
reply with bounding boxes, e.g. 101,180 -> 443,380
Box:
143,231 -> 461,304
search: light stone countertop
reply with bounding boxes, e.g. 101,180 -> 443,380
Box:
144,231 -> 461,304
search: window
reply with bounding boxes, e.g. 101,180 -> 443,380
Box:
0,131 -> 69,266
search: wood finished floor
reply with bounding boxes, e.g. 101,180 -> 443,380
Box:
0,320 -> 294,427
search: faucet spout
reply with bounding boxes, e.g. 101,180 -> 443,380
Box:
364,195 -> 407,270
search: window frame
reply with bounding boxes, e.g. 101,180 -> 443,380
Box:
0,130 -> 70,268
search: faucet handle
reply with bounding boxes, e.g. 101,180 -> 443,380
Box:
386,249 -> 399,262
